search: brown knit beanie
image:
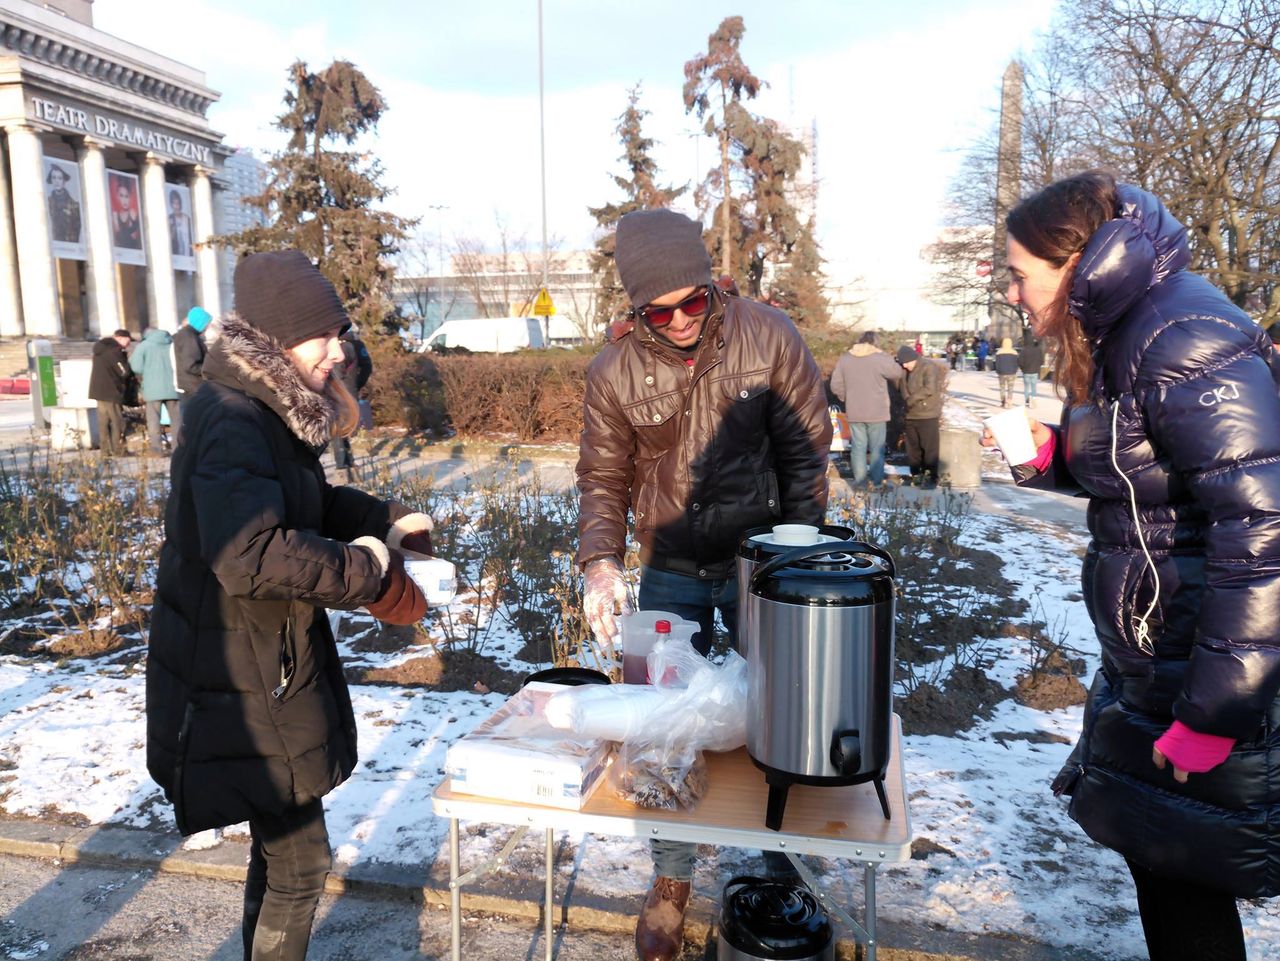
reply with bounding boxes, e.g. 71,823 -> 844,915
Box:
233,250 -> 350,347
614,209 -> 712,308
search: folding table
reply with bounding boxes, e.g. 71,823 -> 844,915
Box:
432,715 -> 911,961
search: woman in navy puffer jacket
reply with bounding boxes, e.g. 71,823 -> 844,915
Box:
986,171 -> 1280,960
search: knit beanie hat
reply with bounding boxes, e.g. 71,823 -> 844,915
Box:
896,346 -> 918,366
614,209 -> 712,308
233,250 -> 350,347
186,306 -> 212,332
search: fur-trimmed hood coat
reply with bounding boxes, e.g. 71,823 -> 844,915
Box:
146,314 -> 410,834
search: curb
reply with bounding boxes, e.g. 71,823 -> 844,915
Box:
0,815 -> 1104,961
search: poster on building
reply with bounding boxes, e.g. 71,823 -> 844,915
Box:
107,170 -> 146,266
165,183 -> 196,272
42,156 -> 86,261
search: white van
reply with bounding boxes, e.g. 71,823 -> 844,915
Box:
421,316 -> 546,353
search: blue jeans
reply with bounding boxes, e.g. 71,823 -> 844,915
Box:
639,564 -> 736,879
847,421 -> 887,485
637,565 -> 789,881
1023,372 -> 1039,402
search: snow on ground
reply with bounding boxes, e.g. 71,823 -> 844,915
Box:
2,371 -> 1278,958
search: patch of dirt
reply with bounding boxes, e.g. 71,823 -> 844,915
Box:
898,667 -> 1010,736
1013,671 -> 1088,710
346,620 -> 426,654
911,837 -> 955,860
0,625 -> 48,656
347,645 -> 526,695
992,730 -> 1073,747
46,628 -> 130,658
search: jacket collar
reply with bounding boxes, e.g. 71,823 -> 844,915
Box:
1069,184 -> 1191,342
201,313 -> 342,449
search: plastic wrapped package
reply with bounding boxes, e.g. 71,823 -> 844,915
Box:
612,638 -> 748,810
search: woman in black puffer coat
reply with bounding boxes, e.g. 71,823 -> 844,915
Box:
147,251 -> 435,961
985,172 -> 1280,961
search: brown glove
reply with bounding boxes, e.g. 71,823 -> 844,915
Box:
399,529 -> 433,556
364,550 -> 428,625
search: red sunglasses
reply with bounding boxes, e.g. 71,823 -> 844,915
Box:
635,286 -> 712,327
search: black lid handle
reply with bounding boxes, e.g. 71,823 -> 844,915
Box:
749,539 -> 895,592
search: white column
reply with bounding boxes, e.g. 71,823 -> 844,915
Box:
191,165 -> 222,317
5,124 -> 61,336
0,132 -> 25,337
141,152 -> 177,331
77,137 -> 120,337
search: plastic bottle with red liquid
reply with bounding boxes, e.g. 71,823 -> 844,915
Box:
622,619 -> 670,684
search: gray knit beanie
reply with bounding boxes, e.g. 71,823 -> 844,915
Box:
615,209 -> 712,308
234,250 -> 350,348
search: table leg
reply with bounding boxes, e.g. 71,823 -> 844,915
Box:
865,862 -> 877,961
450,817 -> 461,961
545,827 -> 554,961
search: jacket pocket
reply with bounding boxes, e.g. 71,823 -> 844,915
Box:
271,619 -> 298,704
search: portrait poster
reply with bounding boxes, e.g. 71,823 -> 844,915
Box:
107,170 -> 146,266
42,155 -> 87,261
166,183 -> 196,273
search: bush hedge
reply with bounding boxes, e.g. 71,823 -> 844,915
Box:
364,330 -> 906,444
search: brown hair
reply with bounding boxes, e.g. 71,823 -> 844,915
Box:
1005,170 -> 1117,402
328,377 -> 361,439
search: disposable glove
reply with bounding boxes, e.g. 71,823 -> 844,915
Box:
583,556 -> 634,648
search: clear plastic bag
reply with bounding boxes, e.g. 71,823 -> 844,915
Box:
609,638 -> 748,810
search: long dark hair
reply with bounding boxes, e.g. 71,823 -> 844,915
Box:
1005,170 -> 1117,402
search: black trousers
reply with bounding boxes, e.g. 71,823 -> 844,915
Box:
904,418 -> 940,478
1126,859 -> 1245,961
243,799 -> 332,961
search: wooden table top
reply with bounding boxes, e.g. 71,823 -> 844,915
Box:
433,715 -> 912,862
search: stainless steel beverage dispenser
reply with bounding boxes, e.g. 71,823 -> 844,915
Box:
737,529 -> 896,831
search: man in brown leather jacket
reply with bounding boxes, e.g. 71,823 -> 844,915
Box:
575,208 -> 831,961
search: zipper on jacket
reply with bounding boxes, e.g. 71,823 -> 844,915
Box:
272,620 -> 296,700
172,701 -> 195,835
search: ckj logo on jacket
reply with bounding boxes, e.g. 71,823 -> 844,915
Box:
1198,382 -> 1240,407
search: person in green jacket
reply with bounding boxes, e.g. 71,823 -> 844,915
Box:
129,327 -> 181,455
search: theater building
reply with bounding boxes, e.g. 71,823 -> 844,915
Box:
0,0 -> 230,344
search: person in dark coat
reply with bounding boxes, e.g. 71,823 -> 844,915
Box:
895,345 -> 945,486
173,305 -> 211,411
88,328 -> 134,456
331,326 -> 372,476
1017,333 -> 1045,406
146,250 -> 436,961
985,171 -> 1280,961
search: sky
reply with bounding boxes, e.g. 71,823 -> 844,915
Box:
93,0 -> 1060,326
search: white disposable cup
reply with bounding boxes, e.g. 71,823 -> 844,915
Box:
772,523 -> 820,545
983,408 -> 1038,465
403,556 -> 456,606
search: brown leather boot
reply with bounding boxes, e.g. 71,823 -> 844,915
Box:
634,876 -> 692,961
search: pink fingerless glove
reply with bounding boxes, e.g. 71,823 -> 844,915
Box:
1027,430 -> 1056,471
1155,720 -> 1235,774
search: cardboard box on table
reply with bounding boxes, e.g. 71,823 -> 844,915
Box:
444,682 -> 612,810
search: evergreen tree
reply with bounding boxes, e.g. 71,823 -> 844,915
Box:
218,60 -> 415,332
683,16 -> 762,278
587,85 -> 686,331
770,216 -> 830,329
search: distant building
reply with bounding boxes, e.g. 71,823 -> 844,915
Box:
213,148 -> 267,314
0,0 -> 230,342
392,248 -> 602,346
